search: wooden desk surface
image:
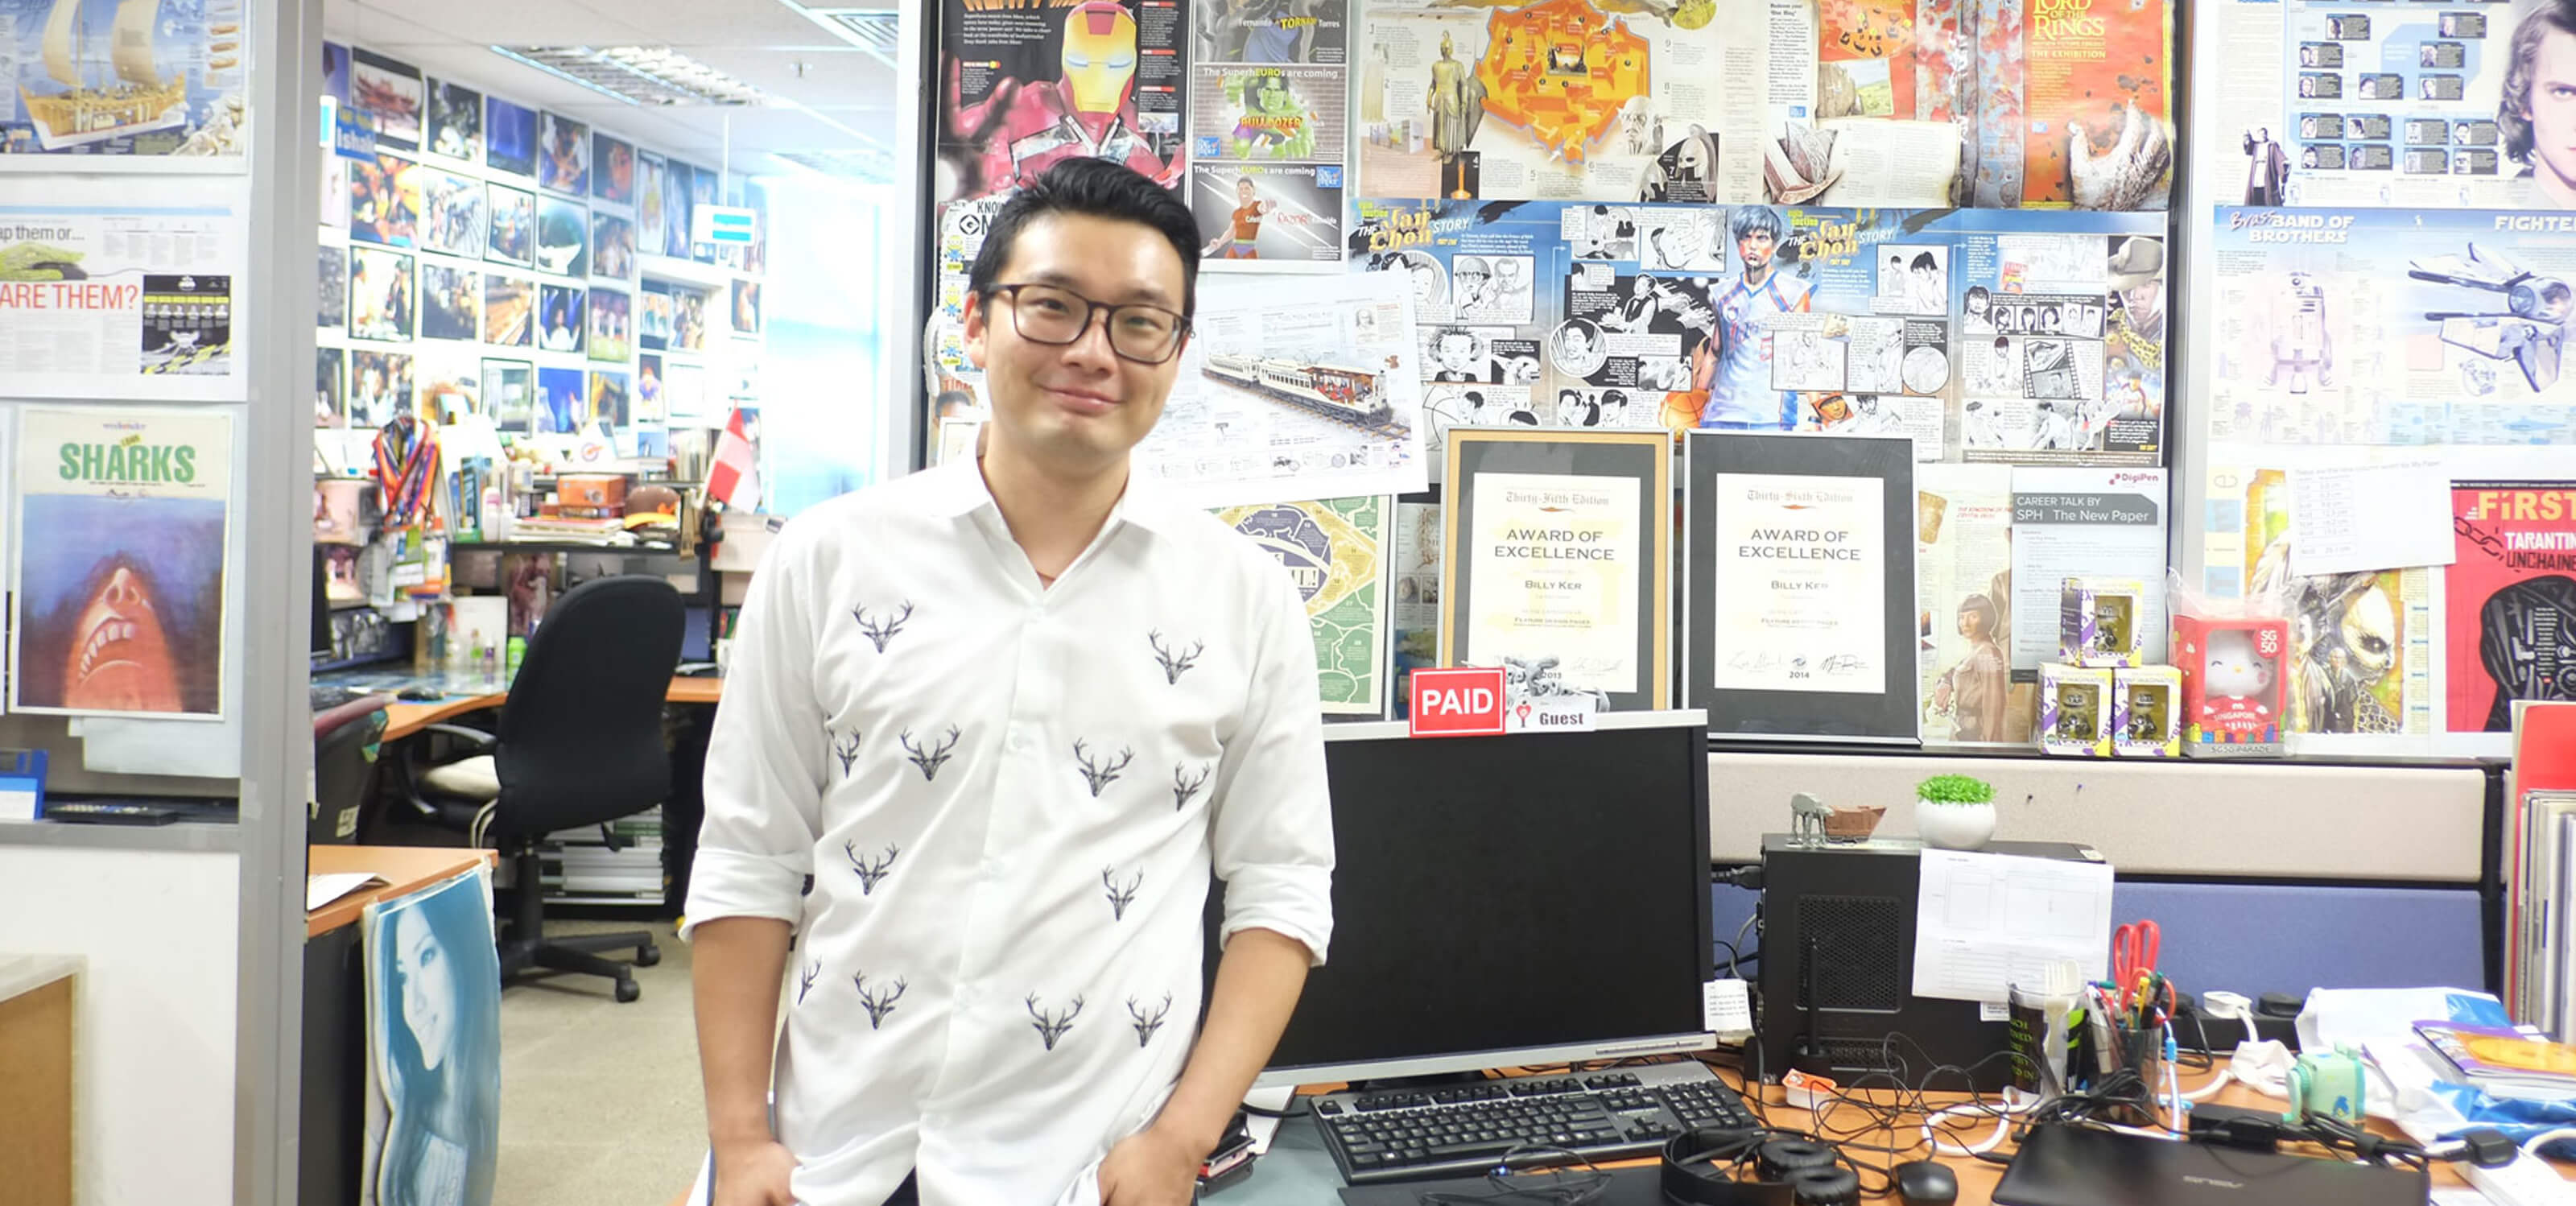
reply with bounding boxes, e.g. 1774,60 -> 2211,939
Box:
1736,1072 -> 2475,1203
306,845 -> 497,938
378,675 -> 721,740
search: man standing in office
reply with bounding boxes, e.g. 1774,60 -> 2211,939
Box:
686,156 -> 1335,1206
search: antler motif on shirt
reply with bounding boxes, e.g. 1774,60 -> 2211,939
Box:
853,601 -> 914,653
1127,993 -> 1173,1047
1027,993 -> 1084,1051
1172,762 -> 1212,811
1073,739 -> 1134,797
796,960 -> 819,1005
845,840 -> 899,894
830,728 -> 863,777
901,725 -> 961,782
854,971 -> 906,1029
1149,630 -> 1205,684
1102,867 -> 1142,920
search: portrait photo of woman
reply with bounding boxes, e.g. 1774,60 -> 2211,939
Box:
365,869 -> 501,1206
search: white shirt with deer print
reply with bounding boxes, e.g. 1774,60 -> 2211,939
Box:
683,453 -> 1336,1206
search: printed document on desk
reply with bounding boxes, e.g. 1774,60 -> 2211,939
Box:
1911,849 -> 2113,1004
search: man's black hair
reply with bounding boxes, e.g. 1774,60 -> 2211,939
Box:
965,158 -> 1202,319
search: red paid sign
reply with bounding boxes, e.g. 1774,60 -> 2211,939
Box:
1409,667 -> 1505,737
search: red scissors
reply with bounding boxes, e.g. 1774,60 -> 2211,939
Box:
2115,919 -> 2161,1009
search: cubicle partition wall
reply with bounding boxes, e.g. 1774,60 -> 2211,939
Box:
0,1 -> 316,1203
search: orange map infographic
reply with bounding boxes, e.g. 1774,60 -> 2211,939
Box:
1472,0 -> 1649,164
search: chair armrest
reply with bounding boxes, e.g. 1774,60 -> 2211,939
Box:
419,724 -> 499,748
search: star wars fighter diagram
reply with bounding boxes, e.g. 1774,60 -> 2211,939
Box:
2408,242 -> 2574,392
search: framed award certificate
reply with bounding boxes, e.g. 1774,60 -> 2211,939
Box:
1684,432 -> 1918,743
1441,427 -> 1672,712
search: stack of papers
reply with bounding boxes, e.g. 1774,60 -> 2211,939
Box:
307,872 -> 386,911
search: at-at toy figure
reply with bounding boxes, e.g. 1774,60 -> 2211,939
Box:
1790,791 -> 1830,845
2409,243 -> 2572,391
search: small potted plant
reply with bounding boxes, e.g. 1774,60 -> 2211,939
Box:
1914,774 -> 1998,850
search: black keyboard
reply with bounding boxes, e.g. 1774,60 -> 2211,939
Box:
1311,1062 -> 1757,1185
310,684 -> 366,711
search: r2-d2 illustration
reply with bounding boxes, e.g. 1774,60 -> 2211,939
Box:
2267,272 -> 2334,394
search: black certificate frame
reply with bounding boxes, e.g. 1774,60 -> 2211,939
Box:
1683,432 -> 1920,745
1440,427 -> 1672,712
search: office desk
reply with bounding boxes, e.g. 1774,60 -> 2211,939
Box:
1224,1068 -> 2499,1204
325,672 -> 724,741
302,845 -> 495,1206
308,844 -> 497,937
328,669 -> 726,912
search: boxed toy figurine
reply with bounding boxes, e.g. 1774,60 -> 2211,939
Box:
2170,614 -> 2288,757
2060,577 -> 2146,668
2112,666 -> 2183,758
2037,663 -> 2113,758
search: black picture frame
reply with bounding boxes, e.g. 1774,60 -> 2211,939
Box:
1440,427 -> 1672,712
1682,432 -> 1920,744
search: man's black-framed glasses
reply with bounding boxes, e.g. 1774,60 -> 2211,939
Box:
985,283 -> 1191,364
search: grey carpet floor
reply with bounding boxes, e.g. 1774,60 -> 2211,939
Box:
493,919 -> 702,1206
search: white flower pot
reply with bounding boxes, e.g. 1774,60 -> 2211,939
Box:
1916,799 -> 1996,850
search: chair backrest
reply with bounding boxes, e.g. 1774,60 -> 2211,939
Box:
312,700 -> 389,845
493,575 -> 685,834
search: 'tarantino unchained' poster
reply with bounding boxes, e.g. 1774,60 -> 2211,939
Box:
2450,482 -> 2576,733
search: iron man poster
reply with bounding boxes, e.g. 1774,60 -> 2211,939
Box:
936,0 -> 1189,206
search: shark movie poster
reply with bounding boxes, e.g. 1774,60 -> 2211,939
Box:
10,407 -> 231,720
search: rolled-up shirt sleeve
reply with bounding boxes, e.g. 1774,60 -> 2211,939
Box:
1208,564 -> 1335,966
682,529 -> 828,940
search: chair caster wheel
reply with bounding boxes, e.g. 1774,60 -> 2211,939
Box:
615,977 -> 641,1004
634,944 -> 662,968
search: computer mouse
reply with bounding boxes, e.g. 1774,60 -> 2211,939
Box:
1893,1160 -> 1957,1205
397,686 -> 441,702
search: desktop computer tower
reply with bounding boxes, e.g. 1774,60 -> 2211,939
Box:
1754,834 -> 2095,1092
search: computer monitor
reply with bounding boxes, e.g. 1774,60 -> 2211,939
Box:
311,545 -> 335,661
1221,711 -> 1715,1087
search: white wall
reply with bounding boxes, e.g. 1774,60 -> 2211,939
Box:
0,848 -> 238,1206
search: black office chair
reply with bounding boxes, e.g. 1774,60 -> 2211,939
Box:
411,575 -> 684,1002
312,694 -> 392,845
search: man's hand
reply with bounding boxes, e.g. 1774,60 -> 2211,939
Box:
711,1137 -> 798,1206
1097,1123 -> 1205,1206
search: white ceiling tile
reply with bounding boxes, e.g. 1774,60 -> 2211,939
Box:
606,0 -> 842,48
340,0 -> 655,47
680,47 -> 896,110
322,1 -> 452,47
321,0 -> 897,179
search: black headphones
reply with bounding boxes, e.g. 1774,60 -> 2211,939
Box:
1658,1128 -> 1861,1206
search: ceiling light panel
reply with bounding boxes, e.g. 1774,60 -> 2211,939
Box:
809,9 -> 898,53
776,147 -> 894,184
491,45 -> 771,107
